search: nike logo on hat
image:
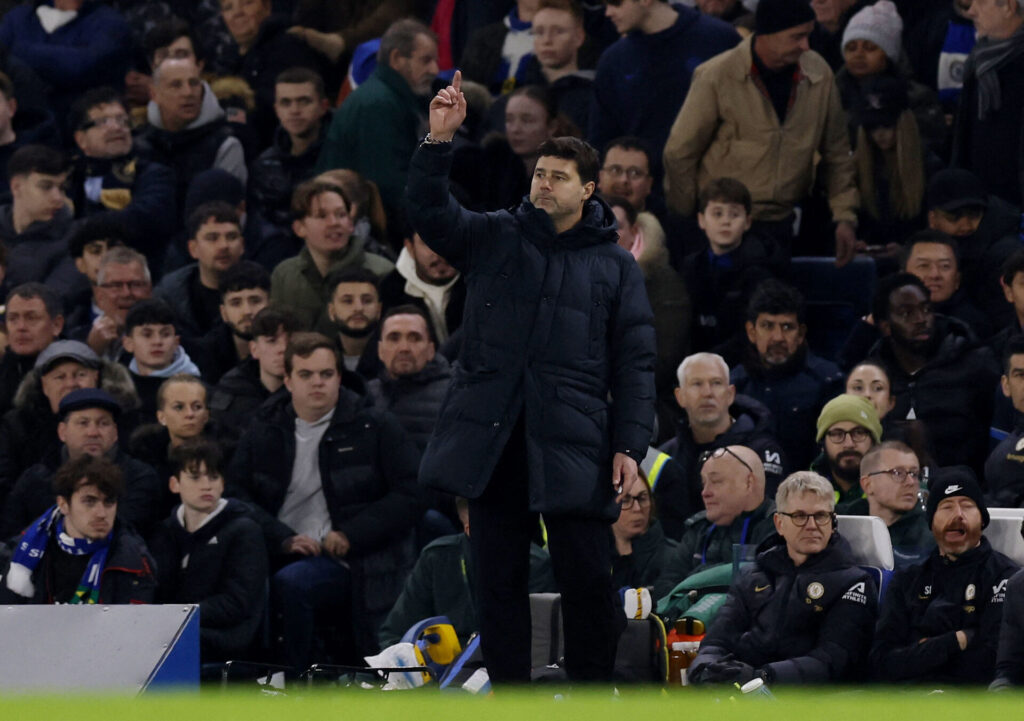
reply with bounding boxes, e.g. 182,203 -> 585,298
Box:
945,485 -> 963,494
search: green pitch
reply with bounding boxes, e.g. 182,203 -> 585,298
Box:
0,688 -> 1021,721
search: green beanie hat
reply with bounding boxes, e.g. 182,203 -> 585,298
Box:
815,394 -> 882,444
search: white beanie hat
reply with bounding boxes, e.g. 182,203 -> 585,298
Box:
842,0 -> 903,63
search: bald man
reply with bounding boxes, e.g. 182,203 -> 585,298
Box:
654,445 -> 776,599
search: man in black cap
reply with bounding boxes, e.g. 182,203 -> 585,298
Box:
925,168 -> 1019,325
664,0 -> 858,266
0,388 -> 162,541
871,468 -> 1019,685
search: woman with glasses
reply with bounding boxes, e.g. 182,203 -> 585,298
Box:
611,470 -> 669,590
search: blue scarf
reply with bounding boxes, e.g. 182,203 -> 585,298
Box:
4,506 -> 112,604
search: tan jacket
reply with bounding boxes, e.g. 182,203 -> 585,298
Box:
663,37 -> 858,225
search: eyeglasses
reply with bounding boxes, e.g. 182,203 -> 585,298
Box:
865,467 -> 920,484
619,492 -> 651,510
80,115 -> 131,131
601,165 -> 648,180
699,446 -> 755,475
777,511 -> 835,527
825,427 -> 872,444
97,280 -> 150,292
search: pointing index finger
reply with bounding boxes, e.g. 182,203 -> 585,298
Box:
452,69 -> 462,93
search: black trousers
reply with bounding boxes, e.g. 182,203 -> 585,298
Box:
468,416 -> 624,684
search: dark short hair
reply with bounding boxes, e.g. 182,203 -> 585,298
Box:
871,272 -> 930,323
8,145 -> 67,179
124,298 -> 178,335
899,229 -> 961,270
284,332 -> 339,376
601,193 -> 637,225
1003,336 -> 1024,375
218,260 -> 270,299
251,305 -> 305,338
169,437 -> 225,478
381,303 -> 438,345
536,136 -> 600,185
1001,248 -> 1024,287
0,71 -> 13,102
378,18 -> 435,65
537,0 -> 584,20
325,266 -> 380,298
746,279 -> 805,324
155,373 -> 206,411
70,87 -> 125,132
67,215 -> 128,259
699,177 -> 752,214
275,67 -> 325,99
602,136 -> 651,166
291,179 -> 349,220
144,16 -> 201,67
186,201 -> 241,240
6,282 -> 61,318
54,455 -> 123,503
508,84 -> 557,123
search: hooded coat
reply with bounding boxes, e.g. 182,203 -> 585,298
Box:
405,142 -> 656,521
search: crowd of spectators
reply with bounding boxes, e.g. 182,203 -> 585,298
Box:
0,0 -> 1023,689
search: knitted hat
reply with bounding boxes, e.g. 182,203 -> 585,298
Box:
842,0 -> 903,62
755,0 -> 815,35
926,466 -> 989,530
815,394 -> 883,443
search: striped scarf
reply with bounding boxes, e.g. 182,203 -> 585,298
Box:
968,23 -> 1024,120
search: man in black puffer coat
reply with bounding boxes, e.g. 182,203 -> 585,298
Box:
871,469 -> 1019,685
406,75 -> 655,684
688,471 -> 877,686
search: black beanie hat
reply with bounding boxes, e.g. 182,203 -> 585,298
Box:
755,0 -> 816,35
926,466 -> 989,530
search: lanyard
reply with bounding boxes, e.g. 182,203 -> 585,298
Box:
701,515 -> 753,565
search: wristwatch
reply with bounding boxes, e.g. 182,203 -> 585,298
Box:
421,133 -> 452,145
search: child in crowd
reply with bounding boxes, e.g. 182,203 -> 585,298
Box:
122,298 -> 201,421
149,438 -> 267,661
683,178 -> 776,357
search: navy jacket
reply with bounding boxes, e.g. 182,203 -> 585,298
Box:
405,142 -> 656,521
689,533 -> 877,684
588,4 -> 740,159
872,537 -> 1019,684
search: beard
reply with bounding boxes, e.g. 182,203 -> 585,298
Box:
830,451 -> 863,485
335,317 -> 379,339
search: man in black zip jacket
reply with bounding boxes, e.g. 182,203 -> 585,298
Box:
688,471 -> 877,686
871,468 -> 1019,684
226,332 -> 423,670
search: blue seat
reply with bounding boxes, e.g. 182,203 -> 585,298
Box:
788,256 -> 878,362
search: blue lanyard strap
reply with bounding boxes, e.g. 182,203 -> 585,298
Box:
701,515 -> 753,565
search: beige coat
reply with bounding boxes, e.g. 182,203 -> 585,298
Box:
663,36 -> 858,225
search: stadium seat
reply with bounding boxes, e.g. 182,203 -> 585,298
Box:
838,514 -> 894,600
788,256 -> 877,362
984,510 -> 1024,565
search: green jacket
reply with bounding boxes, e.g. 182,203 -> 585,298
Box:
840,497 -> 935,566
270,237 -> 394,329
377,533 -> 556,648
654,499 -> 776,601
315,64 -> 428,211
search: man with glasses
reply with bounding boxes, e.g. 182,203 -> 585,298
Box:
868,272 -> 999,473
68,247 -> 153,361
688,471 -> 877,685
871,468 -> 1019,684
598,138 -> 656,215
812,394 -> 881,507
848,441 -> 933,565
654,445 -> 775,600
68,87 -> 175,272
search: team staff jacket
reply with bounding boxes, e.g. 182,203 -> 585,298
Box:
871,537 -> 1019,684
689,533 -> 877,683
405,142 -> 656,521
